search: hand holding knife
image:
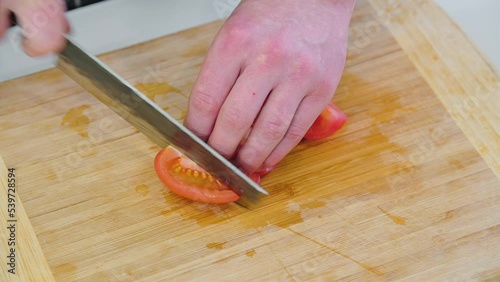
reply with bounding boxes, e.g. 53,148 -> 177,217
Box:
55,36 -> 268,208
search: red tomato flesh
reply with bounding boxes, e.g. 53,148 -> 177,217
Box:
155,146 -> 241,204
155,146 -> 263,204
304,103 -> 347,140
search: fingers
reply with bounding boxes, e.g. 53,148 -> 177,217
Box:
11,0 -> 68,56
207,67 -> 276,159
183,40 -> 243,141
235,84 -> 305,173
261,94 -> 330,170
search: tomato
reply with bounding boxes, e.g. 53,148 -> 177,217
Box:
155,146 -> 241,204
154,146 -> 265,204
304,103 -> 347,140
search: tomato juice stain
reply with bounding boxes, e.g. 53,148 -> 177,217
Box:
266,183 -> 296,198
238,204 -> 304,230
262,200 -> 327,229
135,184 -> 149,196
206,241 -> 227,250
448,159 -> 465,169
240,199 -> 327,229
300,200 -> 327,209
155,164 -> 325,232
180,110 -> 187,120
135,82 -> 187,121
61,105 -> 91,137
160,192 -> 238,226
135,82 -> 182,101
378,207 -> 406,225
444,210 -> 454,220
158,183 -> 329,231
331,70 -> 429,197
44,167 -> 58,181
245,249 -> 256,257
159,189 -> 308,230
272,210 -> 304,229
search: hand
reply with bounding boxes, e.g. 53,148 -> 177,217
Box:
0,0 -> 69,56
184,0 -> 355,174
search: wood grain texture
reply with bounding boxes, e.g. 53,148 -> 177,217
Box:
368,0 -> 500,179
0,155 -> 55,282
0,0 -> 499,281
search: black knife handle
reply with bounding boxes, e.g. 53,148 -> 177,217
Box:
9,0 -> 107,26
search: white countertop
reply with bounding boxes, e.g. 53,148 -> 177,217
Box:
0,0 -> 499,82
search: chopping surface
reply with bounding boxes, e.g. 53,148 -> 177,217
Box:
1,0 -> 499,281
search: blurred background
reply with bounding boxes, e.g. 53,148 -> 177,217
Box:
0,0 -> 499,82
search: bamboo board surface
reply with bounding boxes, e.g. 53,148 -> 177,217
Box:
0,0 -> 499,281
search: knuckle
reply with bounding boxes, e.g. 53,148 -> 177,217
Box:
285,123 -> 307,143
221,105 -> 249,131
264,39 -> 290,61
220,21 -> 254,47
294,54 -> 318,76
190,89 -> 220,116
286,54 -> 321,84
254,39 -> 290,71
261,117 -> 288,140
306,93 -> 331,105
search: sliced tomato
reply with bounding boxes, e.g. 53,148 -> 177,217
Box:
154,146 -> 264,204
304,103 -> 347,140
155,146 -> 240,204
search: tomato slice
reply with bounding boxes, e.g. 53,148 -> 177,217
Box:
154,146 -> 265,204
155,146 -> 241,204
304,103 -> 347,140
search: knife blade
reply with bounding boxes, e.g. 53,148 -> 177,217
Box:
55,36 -> 268,208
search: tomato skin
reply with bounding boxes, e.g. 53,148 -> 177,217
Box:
304,103 -> 347,140
154,147 -> 240,204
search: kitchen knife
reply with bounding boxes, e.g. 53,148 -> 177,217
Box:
55,36 -> 268,208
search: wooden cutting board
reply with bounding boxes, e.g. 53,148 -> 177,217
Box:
1,0 -> 499,281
